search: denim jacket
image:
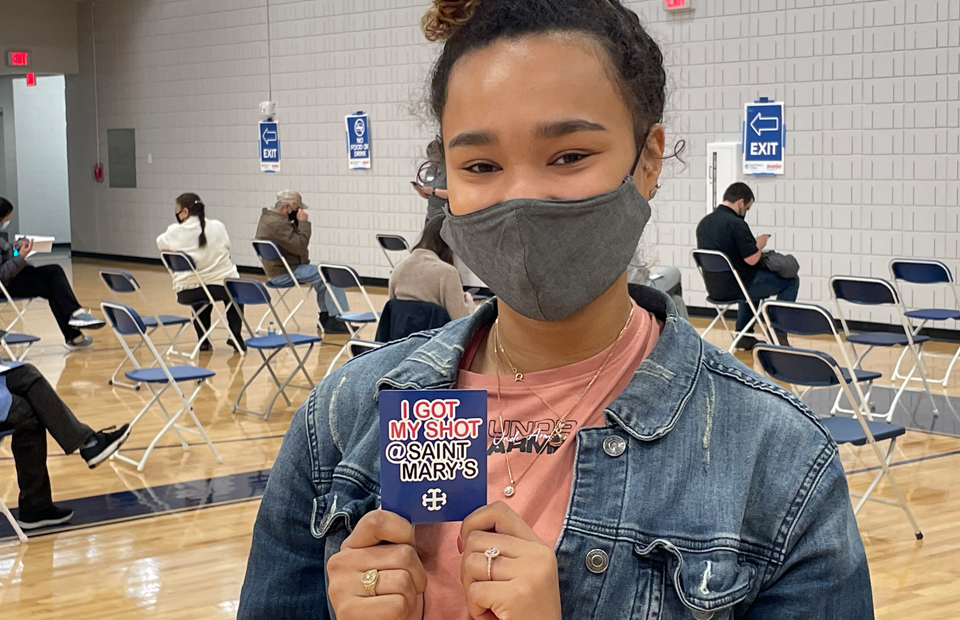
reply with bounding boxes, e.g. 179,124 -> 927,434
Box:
238,287 -> 873,620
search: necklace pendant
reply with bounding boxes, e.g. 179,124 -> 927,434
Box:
514,372 -> 523,382
504,485 -> 515,497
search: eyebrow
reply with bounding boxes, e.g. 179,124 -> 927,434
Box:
448,130 -> 497,149
535,119 -> 607,139
447,119 -> 608,150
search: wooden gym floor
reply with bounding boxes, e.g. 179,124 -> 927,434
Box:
1,255 -> 960,618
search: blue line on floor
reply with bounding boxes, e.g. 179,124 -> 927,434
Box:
0,468 -> 270,541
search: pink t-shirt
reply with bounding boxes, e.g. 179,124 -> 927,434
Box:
415,302 -> 661,619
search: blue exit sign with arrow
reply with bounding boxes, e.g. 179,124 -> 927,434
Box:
742,98 -> 785,175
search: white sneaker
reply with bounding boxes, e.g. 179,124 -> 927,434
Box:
68,309 -> 106,330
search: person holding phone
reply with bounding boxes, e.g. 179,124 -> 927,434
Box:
696,182 -> 799,350
0,197 -> 105,349
238,2 -> 869,619
412,138 -> 450,222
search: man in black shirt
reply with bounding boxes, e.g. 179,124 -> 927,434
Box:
696,183 -> 799,349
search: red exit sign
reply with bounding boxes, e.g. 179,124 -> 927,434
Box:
6,51 -> 29,67
664,0 -> 693,10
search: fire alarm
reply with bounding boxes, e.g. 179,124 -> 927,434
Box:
26,73 -> 36,87
93,163 -> 104,183
664,0 -> 693,11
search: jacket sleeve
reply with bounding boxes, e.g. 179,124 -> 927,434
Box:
156,227 -> 173,251
237,397 -> 335,619
0,251 -> 27,287
739,452 -> 875,619
271,220 -> 311,264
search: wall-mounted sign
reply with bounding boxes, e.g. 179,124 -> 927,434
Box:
664,0 -> 693,11
6,51 -> 29,67
742,98 -> 785,176
346,112 -> 371,170
259,121 -> 280,173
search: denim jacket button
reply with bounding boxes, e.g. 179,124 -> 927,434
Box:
602,436 -> 626,457
691,612 -> 714,620
585,549 -> 609,574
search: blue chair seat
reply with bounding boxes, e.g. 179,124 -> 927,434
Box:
125,366 -> 216,384
338,312 -> 378,324
265,279 -> 296,289
705,295 -> 745,305
2,333 -> 40,345
905,308 -> 960,321
839,367 -> 883,383
142,314 -> 191,328
0,428 -> 14,439
245,333 -> 323,350
819,416 -> 906,447
847,332 -> 930,347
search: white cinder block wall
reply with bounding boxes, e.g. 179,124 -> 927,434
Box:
68,0 -> 960,326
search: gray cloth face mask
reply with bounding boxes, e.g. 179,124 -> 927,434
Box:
441,176 -> 652,322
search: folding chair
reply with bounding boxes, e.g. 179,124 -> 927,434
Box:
0,280 -> 40,361
753,344 -> 923,539
0,429 -> 28,543
100,269 -> 192,390
325,339 -> 382,377
160,251 -> 233,359
761,300 -> 884,407
376,234 -> 410,269
830,276 -> 940,422
252,240 -> 314,334
691,249 -> 771,352
101,302 -> 223,472
889,259 -> 960,418
225,278 -> 322,419
318,263 -> 381,340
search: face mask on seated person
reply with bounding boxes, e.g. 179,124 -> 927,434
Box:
0,221 -> 8,232
288,208 -> 299,222
441,169 -> 652,323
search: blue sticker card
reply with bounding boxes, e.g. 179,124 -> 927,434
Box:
379,390 -> 487,524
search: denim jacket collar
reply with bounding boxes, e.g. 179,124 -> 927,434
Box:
376,286 -> 701,442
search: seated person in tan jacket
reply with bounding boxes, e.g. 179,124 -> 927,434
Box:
388,215 -> 473,321
254,190 -> 349,334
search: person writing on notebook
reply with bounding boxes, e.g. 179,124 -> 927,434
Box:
238,1 -> 872,619
0,197 -> 106,349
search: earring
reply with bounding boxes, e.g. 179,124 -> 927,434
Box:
649,182 -> 662,200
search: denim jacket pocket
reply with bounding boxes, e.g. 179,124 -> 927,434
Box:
635,542 -> 757,620
312,490 -> 376,539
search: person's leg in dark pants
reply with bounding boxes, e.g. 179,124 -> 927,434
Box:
177,287 -> 214,344
2,365 -> 93,517
207,285 -> 246,349
1,364 -> 130,525
6,264 -> 84,341
737,270 -> 801,335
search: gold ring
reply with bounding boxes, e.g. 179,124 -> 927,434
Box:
484,547 -> 500,581
361,569 -> 379,596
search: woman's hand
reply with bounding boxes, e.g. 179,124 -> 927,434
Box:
16,239 -> 33,256
327,510 -> 427,620
460,502 -> 562,620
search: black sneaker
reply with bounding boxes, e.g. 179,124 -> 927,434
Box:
17,504 -> 74,530
318,312 -> 350,335
227,338 -> 247,353
734,335 -> 760,351
79,424 -> 131,469
198,340 -> 212,352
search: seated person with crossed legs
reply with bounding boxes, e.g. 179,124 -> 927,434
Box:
0,197 -> 106,349
0,362 -> 129,529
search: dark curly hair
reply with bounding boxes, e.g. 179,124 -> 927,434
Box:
423,0 -> 667,153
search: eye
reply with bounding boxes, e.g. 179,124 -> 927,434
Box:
464,162 -> 501,174
551,152 -> 590,166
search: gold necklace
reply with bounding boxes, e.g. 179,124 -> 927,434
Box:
493,304 -> 635,497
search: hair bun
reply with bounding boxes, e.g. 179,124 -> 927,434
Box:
422,0 -> 482,42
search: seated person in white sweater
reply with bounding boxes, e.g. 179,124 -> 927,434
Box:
387,215 -> 473,321
156,193 -> 246,352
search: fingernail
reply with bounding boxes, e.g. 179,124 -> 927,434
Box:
457,535 -> 463,554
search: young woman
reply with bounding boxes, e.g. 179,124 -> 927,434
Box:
0,197 -> 106,349
388,215 -> 473,321
156,193 -> 246,352
238,2 -> 872,619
